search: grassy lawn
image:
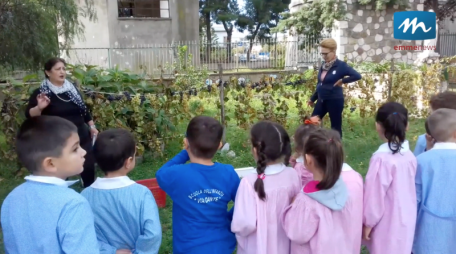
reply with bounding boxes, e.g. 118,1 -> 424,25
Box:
0,103 -> 425,253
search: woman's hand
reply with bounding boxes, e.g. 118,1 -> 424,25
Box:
307,100 -> 314,107
334,79 -> 343,87
90,126 -> 99,138
363,226 -> 372,240
36,93 -> 50,110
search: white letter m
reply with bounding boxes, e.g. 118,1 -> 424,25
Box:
398,18 -> 432,34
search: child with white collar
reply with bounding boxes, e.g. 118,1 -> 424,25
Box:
413,108 -> 456,254
231,121 -> 301,254
1,116 -> 99,254
81,129 -> 162,254
363,102 -> 417,254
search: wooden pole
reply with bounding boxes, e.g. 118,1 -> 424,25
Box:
388,59 -> 394,101
218,64 -> 226,144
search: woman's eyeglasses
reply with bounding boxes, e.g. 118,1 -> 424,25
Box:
320,52 -> 331,56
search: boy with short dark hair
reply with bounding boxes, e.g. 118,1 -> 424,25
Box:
1,116 -> 99,254
413,108 -> 456,254
414,91 -> 456,156
156,116 -> 240,254
81,128 -> 162,254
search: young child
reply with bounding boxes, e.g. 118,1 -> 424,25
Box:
81,128 -> 162,254
231,121 -> 301,254
414,91 -> 456,156
281,128 -> 362,253
363,102 -> 417,254
156,116 -> 240,254
1,116 -> 99,253
290,117 -> 320,186
413,108 -> 456,254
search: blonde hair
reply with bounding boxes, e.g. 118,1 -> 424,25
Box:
319,38 -> 337,51
427,108 -> 456,142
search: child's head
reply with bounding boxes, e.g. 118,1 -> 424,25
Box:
375,102 -> 408,154
250,121 -> 291,200
184,116 -> 223,159
16,116 -> 85,178
303,128 -> 344,190
93,128 -> 137,174
427,108 -> 456,143
294,116 -> 320,155
429,91 -> 456,112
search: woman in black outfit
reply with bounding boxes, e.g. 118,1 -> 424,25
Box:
25,57 -> 99,187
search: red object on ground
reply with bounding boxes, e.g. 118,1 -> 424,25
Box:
136,178 -> 167,208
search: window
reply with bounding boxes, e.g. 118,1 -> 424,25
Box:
118,0 -> 170,18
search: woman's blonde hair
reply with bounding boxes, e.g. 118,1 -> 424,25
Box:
319,38 -> 337,51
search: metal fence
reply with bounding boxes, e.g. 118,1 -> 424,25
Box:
60,38 -> 323,76
439,33 -> 456,57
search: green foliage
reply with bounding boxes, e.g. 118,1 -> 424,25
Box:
0,0 -> 96,71
357,0 -> 408,10
275,0 -> 346,48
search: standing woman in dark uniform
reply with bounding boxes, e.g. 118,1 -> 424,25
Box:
307,38 -> 362,138
25,57 -> 99,187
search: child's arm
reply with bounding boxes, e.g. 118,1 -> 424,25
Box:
415,162 -> 423,213
156,150 -> 190,193
133,191 -> 162,254
281,192 -> 319,244
227,169 -> 241,220
231,178 -> 257,237
58,198 -> 100,254
363,156 -> 393,234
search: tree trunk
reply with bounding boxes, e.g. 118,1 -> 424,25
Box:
226,31 -> 232,62
205,12 -> 211,62
247,24 -> 261,63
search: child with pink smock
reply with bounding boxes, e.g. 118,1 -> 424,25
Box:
231,121 -> 301,254
363,102 -> 417,254
281,128 -> 363,254
289,117 -> 320,187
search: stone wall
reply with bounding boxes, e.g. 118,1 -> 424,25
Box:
333,0 -> 426,63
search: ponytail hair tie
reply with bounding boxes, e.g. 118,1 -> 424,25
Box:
258,174 -> 266,180
393,112 -> 397,115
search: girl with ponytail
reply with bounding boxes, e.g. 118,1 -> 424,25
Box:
231,121 -> 301,254
282,128 -> 362,254
363,102 -> 417,254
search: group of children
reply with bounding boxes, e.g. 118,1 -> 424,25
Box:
1,91 -> 456,254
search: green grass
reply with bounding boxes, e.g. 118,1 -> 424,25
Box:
0,101 -> 425,253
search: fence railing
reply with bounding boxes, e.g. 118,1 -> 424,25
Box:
440,33 -> 456,57
60,38 -> 324,76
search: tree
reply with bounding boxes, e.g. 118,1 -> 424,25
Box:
274,0 -> 346,49
241,0 -> 290,61
199,0 -> 217,59
0,0 -> 96,72
212,0 -> 241,61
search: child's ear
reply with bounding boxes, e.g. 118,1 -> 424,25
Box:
124,156 -> 135,170
183,138 -> 189,150
406,122 -> 409,131
218,142 -> 223,150
42,157 -> 58,174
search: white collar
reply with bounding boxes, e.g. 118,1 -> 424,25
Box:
296,156 -> 304,163
432,142 -> 456,150
374,140 -> 410,154
264,163 -> 286,175
342,163 -> 353,172
24,175 -> 79,187
90,176 -> 136,190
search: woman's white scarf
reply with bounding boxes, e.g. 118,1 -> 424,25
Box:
39,79 -> 88,114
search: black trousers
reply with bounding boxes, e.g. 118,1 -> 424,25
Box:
79,129 -> 96,188
312,98 -> 344,138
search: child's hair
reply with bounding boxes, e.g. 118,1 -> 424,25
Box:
16,115 -> 77,173
375,102 -> 408,154
186,116 -> 223,159
427,108 -> 456,142
424,119 -> 432,136
430,91 -> 456,111
93,128 -> 136,173
250,121 -> 291,200
303,128 -> 344,190
294,116 -> 320,155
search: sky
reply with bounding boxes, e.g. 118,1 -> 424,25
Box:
238,0 -> 245,10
